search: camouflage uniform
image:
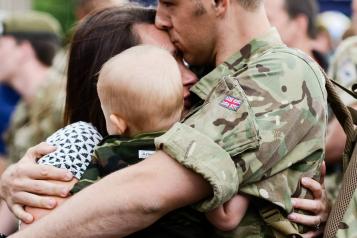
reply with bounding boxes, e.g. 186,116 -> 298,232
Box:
155,28 -> 327,237
329,37 -> 357,238
4,51 -> 67,163
335,189 -> 357,238
329,36 -> 357,107
72,133 -> 217,238
71,132 -> 163,193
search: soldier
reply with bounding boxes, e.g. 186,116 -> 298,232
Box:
1,11 -> 63,164
5,1 -> 327,237
326,37 -> 357,234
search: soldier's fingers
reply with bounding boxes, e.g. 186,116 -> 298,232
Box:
301,177 -> 322,199
320,161 -> 326,184
18,179 -> 72,197
21,143 -> 57,164
301,230 -> 323,238
13,191 -> 57,209
292,198 -> 322,214
288,212 -> 321,226
25,164 -> 73,182
12,204 -> 34,224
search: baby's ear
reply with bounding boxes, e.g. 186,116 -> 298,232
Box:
109,114 -> 127,135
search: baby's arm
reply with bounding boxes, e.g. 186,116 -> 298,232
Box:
205,194 -> 249,231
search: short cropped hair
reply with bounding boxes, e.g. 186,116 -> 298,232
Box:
98,45 -> 183,135
237,0 -> 262,10
284,0 -> 319,38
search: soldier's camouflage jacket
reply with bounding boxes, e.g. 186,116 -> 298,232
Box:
4,51 -> 67,163
329,36 -> 357,107
336,188 -> 357,238
155,28 -> 327,237
71,132 -> 163,193
330,36 -> 357,238
72,133 -> 218,238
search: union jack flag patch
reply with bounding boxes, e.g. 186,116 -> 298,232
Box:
220,96 -> 242,112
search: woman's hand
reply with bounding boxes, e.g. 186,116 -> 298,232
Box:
0,143 -> 74,223
289,162 -> 330,238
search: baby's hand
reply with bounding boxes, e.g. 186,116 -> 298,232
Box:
206,194 -> 249,231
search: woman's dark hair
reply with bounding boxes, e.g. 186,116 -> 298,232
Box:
64,6 -> 156,136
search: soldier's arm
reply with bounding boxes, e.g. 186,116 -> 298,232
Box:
9,151 -> 212,238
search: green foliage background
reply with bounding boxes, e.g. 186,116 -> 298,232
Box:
32,0 -> 77,37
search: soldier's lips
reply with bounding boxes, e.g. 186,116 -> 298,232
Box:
172,40 -> 183,51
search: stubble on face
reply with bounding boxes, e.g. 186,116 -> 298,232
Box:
193,0 -> 207,16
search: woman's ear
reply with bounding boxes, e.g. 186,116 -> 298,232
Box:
109,114 -> 127,135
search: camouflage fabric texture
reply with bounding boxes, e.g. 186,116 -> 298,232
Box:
156,28 -> 327,237
4,50 -> 67,163
330,36 -> 357,238
329,36 -> 357,106
71,133 -> 221,238
335,187 -> 357,238
71,132 -> 163,193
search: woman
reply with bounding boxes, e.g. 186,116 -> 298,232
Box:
0,6 -> 329,237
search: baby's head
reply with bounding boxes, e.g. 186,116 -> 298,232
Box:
97,45 -> 183,136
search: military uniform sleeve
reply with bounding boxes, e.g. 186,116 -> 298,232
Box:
155,123 -> 239,212
155,76 -> 261,212
156,49 -> 327,215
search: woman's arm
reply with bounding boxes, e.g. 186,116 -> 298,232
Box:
0,143 -> 74,223
20,179 -> 78,230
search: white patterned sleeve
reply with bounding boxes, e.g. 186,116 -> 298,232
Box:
37,121 -> 103,180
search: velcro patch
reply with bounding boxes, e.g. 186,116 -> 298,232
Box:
138,150 -> 155,159
219,96 -> 242,112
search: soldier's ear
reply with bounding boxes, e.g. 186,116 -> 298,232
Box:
211,0 -> 229,17
109,114 -> 127,135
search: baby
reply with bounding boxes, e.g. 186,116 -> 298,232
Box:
24,45 -> 248,232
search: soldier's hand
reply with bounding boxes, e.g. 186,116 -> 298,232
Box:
0,142 -> 74,223
288,161 -> 329,237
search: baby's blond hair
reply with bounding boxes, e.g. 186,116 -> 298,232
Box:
98,45 -> 183,136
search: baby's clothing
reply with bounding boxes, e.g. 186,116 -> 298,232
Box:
37,121 -> 103,179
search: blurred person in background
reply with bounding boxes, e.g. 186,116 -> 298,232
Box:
2,11 -> 62,165
323,36 -> 357,203
0,10 -> 62,236
0,85 -> 19,173
350,0 -> 357,36
264,0 -> 329,71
